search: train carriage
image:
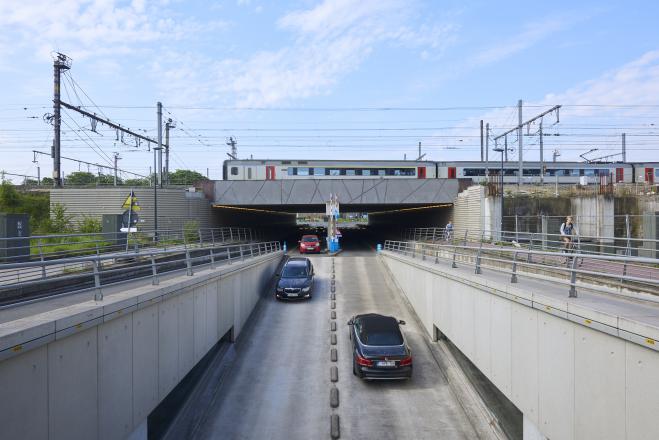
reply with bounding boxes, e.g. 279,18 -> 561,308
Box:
223,159 -> 437,180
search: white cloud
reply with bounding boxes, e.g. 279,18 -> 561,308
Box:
0,1 -> 226,62
163,0 -> 458,107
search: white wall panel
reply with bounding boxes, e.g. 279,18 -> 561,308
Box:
132,306 -> 159,425
459,286 -> 476,362
0,345 -> 48,439
489,295 -> 512,399
574,325 -> 625,440
158,297 -> 179,399
473,290 -> 492,377
178,292 -> 195,378
510,303 -> 539,425
48,327 -> 99,440
193,286 -> 208,364
206,283 -> 219,349
98,314 -> 133,440
626,342 -> 659,439
538,314 -> 574,440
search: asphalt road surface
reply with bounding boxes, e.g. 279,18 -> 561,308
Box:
193,248 -> 477,439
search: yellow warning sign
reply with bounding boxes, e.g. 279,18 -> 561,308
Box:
121,190 -> 141,211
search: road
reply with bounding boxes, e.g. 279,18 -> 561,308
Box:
192,247 -> 477,439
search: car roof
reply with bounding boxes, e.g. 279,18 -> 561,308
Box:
355,314 -> 399,332
286,258 -> 309,265
301,235 -> 319,239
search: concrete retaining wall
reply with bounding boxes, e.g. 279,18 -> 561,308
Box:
0,252 -> 282,440
381,251 -> 659,440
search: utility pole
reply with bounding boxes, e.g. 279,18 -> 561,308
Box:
539,121 -> 544,184
52,53 -> 71,188
157,102 -> 163,188
227,137 -> 238,159
504,136 -> 508,161
622,133 -> 626,162
164,118 -> 175,185
517,99 -> 523,186
113,152 -> 121,186
480,120 -> 484,161
485,123 -> 490,179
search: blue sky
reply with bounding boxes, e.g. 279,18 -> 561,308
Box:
1,0 -> 659,181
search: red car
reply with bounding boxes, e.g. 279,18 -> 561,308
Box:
299,235 -> 321,254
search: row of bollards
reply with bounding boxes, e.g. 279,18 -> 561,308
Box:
329,257 -> 340,439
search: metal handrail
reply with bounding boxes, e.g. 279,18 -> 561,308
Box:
0,240 -> 282,304
383,239 -> 659,298
0,227 -> 261,265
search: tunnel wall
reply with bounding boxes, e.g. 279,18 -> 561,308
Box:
380,251 -> 659,440
368,206 -> 452,240
0,252 -> 282,440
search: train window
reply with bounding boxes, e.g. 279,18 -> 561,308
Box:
298,168 -> 310,176
231,167 -> 239,176
346,169 -> 356,176
504,169 -> 517,176
288,168 -> 297,176
378,169 -> 386,176
329,169 -> 340,176
314,168 -> 325,176
464,168 -> 485,176
362,169 -> 371,176
247,168 -> 252,179
523,169 -> 540,176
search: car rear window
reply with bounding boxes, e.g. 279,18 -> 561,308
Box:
357,316 -> 403,345
282,264 -> 308,278
302,236 -> 318,242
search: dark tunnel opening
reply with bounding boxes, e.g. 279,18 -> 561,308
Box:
211,204 -> 453,253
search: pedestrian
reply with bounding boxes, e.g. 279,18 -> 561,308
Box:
445,220 -> 454,241
560,216 -> 575,259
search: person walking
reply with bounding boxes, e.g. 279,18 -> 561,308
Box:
560,216 -> 575,261
445,220 -> 454,241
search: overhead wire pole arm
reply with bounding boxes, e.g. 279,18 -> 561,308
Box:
32,150 -> 148,179
493,105 -> 562,141
58,101 -> 158,146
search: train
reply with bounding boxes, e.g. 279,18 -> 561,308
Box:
223,159 -> 659,184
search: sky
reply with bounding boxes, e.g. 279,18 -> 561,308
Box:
1,0 -> 659,182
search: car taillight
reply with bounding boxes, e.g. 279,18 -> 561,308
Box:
356,354 -> 373,367
399,355 -> 412,366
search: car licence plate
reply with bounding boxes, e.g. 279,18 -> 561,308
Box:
377,360 -> 396,367
287,293 -> 299,297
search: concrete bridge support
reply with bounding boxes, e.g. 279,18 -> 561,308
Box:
0,252 -> 282,440
380,251 -> 659,440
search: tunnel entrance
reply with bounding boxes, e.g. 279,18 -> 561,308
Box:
211,203 -> 453,254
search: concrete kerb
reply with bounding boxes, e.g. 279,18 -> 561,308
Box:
330,321 -> 337,331
331,311 -> 336,319
330,365 -> 338,382
331,348 -> 337,362
330,414 -> 340,439
330,333 -> 337,345
330,387 -> 339,408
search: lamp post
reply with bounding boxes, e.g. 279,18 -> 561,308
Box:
153,146 -> 162,242
493,146 -> 505,240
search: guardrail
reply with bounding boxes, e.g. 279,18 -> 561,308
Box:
0,240 -> 282,305
403,226 -> 659,260
384,238 -> 659,298
0,227 -> 260,265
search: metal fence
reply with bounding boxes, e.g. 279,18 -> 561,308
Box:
0,227 -> 259,265
387,230 -> 659,298
0,240 -> 282,305
404,223 -> 659,260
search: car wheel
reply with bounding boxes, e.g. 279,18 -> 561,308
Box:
352,357 -> 363,378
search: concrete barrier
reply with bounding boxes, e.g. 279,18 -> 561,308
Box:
0,252 -> 282,440
381,250 -> 659,440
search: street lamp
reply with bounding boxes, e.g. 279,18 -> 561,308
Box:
153,146 -> 163,241
493,146 -> 505,240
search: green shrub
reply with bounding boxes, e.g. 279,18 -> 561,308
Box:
78,216 -> 102,233
184,220 -> 200,243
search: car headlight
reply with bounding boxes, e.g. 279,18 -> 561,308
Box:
302,286 -> 311,293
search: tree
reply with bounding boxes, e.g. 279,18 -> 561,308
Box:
64,171 -> 97,185
124,178 -> 150,186
97,173 -> 121,185
168,169 -> 208,185
41,177 -> 54,186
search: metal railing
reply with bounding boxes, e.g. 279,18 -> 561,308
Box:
404,225 -> 659,260
0,227 -> 260,265
385,234 -> 659,298
0,240 -> 282,305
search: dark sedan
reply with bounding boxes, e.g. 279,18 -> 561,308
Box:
275,258 -> 314,300
348,313 -> 412,379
